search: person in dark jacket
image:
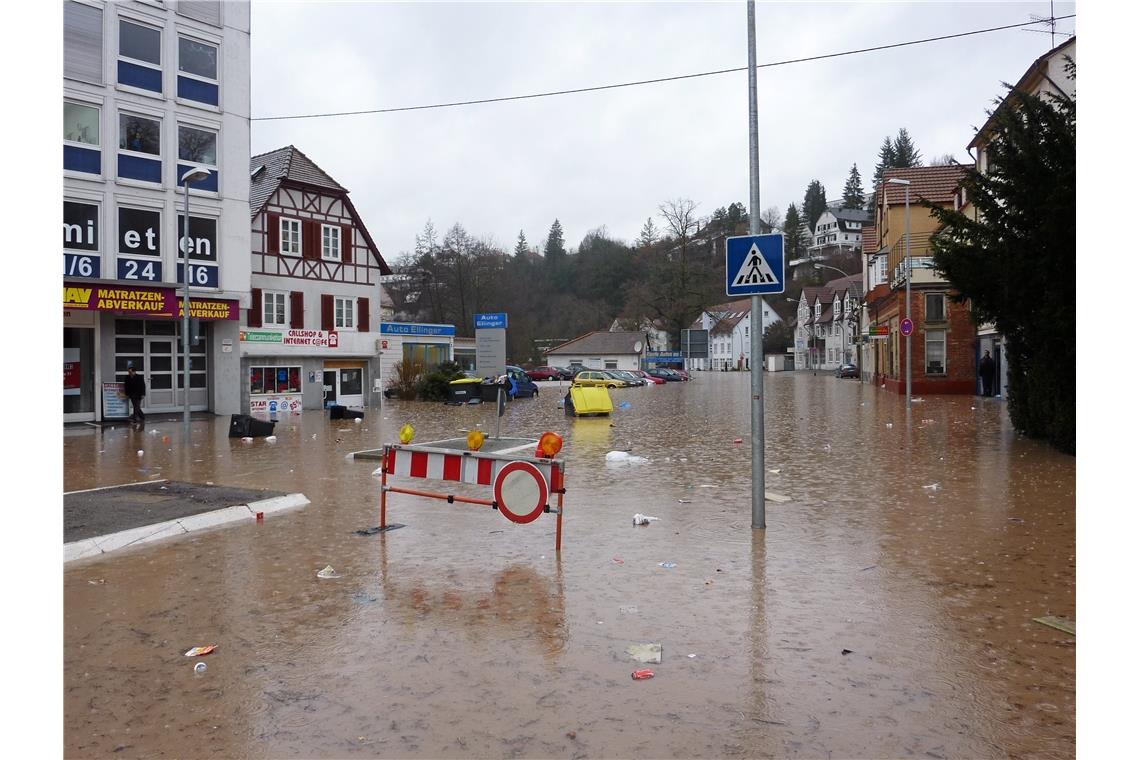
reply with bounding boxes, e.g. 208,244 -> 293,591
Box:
124,364 -> 146,423
978,350 -> 996,397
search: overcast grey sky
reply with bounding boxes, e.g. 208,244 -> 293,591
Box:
249,0 -> 1075,260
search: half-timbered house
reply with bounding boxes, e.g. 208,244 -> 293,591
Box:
242,146 -> 393,414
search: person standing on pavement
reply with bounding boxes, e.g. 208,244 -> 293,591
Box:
124,364 -> 146,423
978,350 -> 996,397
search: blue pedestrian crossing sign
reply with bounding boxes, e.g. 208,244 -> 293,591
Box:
725,233 -> 784,296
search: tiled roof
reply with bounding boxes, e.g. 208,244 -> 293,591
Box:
249,145 -> 347,215
833,208 -> 871,223
880,165 -> 967,206
546,331 -> 646,356
248,145 -> 391,275
862,225 -> 879,254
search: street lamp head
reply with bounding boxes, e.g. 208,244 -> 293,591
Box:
886,178 -> 911,186
181,166 -> 211,185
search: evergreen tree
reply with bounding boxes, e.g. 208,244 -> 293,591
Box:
869,136 -> 896,212
514,230 -> 530,258
892,127 -> 923,167
802,180 -> 827,233
637,217 -> 659,248
926,65 -> 1075,453
782,203 -> 808,260
842,163 -> 865,208
544,219 -> 566,259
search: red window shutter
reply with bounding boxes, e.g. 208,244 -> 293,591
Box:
267,214 -> 279,254
303,220 -> 319,260
321,294 -> 334,331
341,225 -> 353,263
289,291 -> 304,329
249,288 -> 262,327
357,297 -> 369,332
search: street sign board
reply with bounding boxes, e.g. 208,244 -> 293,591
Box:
474,313 -> 508,329
681,328 -> 708,359
900,318 -> 914,337
725,233 -> 784,296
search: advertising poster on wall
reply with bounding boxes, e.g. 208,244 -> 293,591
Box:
249,394 -> 303,415
64,348 -> 81,396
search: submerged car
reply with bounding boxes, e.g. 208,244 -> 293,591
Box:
526,366 -> 563,381
573,370 -> 627,388
835,363 -> 858,379
646,368 -> 682,382
632,369 -> 665,385
611,370 -> 646,386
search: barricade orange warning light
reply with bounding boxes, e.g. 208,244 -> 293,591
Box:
536,432 -> 563,458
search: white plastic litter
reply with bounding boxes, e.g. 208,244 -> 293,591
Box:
354,418 -> 362,424
265,435 -> 278,443
768,468 -> 781,474
149,429 -> 159,435
885,423 -> 893,429
137,450 -> 144,456
372,467 -> 384,478
316,565 -> 340,579
241,436 -> 253,443
606,450 -> 649,464
632,513 -> 659,526
922,483 -> 941,491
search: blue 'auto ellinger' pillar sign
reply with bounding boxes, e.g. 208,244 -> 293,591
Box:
475,313 -> 508,378
725,233 -> 784,296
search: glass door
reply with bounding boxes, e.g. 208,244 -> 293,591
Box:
145,337 -> 176,410
337,367 -> 363,407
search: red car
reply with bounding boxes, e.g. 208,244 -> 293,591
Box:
526,366 -> 563,381
632,369 -> 665,385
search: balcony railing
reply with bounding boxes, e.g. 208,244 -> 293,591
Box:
889,256 -> 936,288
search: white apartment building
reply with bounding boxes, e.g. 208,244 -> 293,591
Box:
807,206 -> 871,261
64,0 -> 250,422
688,298 -> 780,371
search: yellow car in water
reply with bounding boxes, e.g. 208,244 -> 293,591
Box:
572,370 -> 628,388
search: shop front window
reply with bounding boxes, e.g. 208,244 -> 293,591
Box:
250,365 -> 302,395
64,327 -> 95,414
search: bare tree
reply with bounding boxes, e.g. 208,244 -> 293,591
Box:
930,153 -> 960,166
760,205 -> 783,231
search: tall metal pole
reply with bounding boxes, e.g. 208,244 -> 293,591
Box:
746,0 -> 765,529
904,185 -> 912,411
182,178 -> 192,436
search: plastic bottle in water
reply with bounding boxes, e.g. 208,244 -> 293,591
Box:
194,662 -> 207,673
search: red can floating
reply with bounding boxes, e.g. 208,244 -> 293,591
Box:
631,669 -> 655,680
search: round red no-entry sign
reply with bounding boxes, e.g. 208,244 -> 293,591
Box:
900,318 -> 914,336
494,461 -> 549,524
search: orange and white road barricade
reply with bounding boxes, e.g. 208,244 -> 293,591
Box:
378,442 -> 567,551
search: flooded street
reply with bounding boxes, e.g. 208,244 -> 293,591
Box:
63,372 -> 1074,758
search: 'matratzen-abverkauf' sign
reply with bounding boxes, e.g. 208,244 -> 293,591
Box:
63,283 -> 237,320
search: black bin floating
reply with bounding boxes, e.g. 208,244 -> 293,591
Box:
330,405 -> 364,420
229,414 -> 276,438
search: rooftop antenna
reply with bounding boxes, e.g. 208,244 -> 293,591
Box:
1027,0 -> 1056,48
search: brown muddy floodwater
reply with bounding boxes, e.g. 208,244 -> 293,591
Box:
63,372 -> 1074,759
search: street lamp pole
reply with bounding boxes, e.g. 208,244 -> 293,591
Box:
887,178 -> 913,411
180,166 -> 211,436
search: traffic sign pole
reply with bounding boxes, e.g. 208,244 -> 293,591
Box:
746,0 -> 765,530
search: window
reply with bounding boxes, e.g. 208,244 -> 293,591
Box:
605,360 -> 618,370
925,293 -> 946,321
178,37 -> 217,80
177,36 -> 219,105
118,19 -> 162,93
120,20 -> 160,65
119,113 -> 160,155
64,102 -> 99,145
250,366 -> 302,395
321,224 -> 341,260
334,296 -> 355,329
65,2 -> 104,84
925,330 -> 946,375
280,218 -> 301,255
263,292 -> 287,326
178,125 -> 217,167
